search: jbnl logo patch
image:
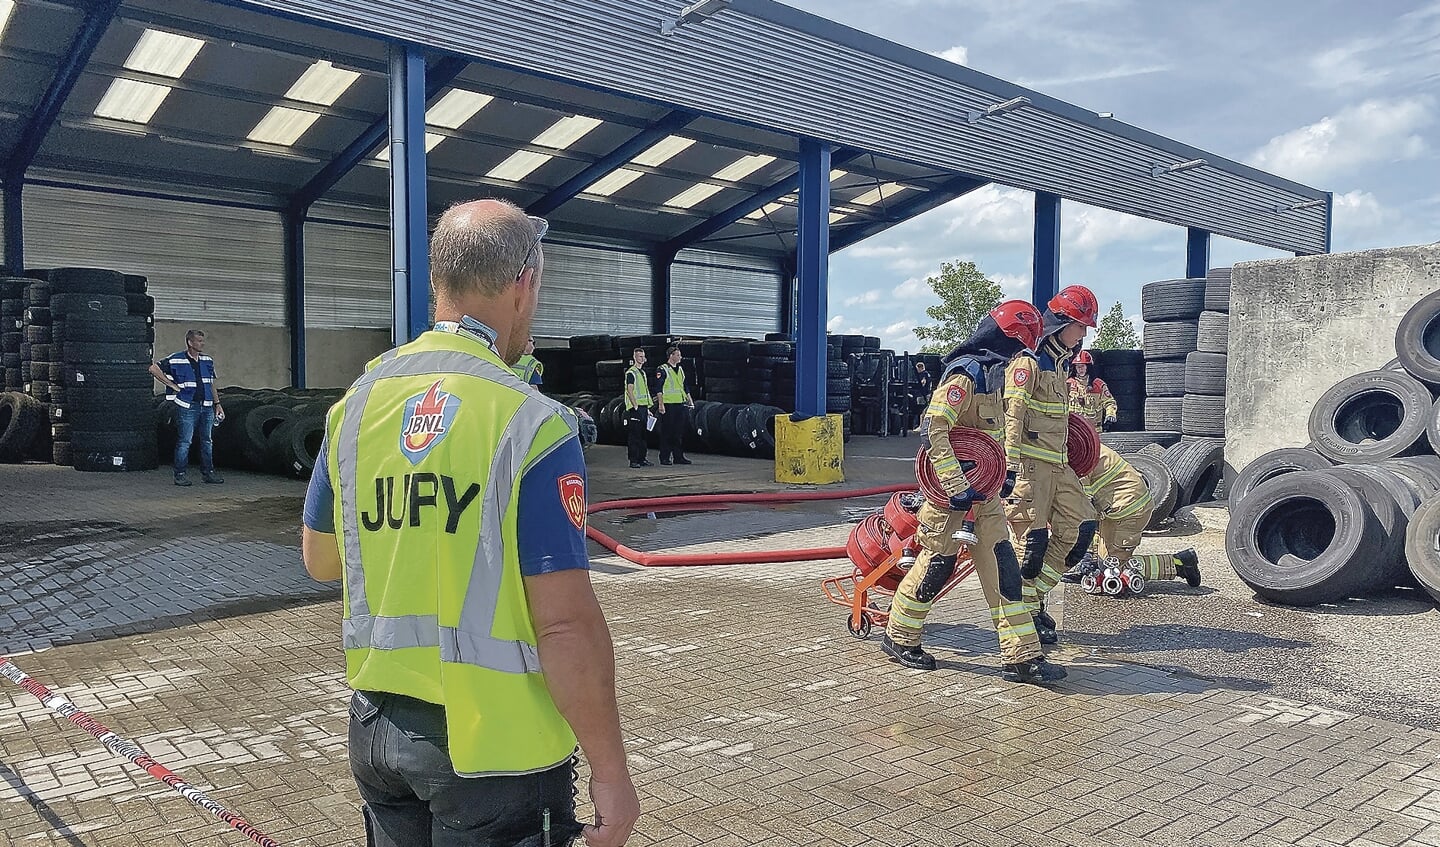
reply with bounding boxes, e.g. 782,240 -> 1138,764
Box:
400,380 -> 460,464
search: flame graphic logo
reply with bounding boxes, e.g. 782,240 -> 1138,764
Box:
400,380 -> 457,462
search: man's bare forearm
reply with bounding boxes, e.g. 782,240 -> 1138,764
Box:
536,608 -> 628,779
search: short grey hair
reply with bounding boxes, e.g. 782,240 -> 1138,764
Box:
185,329 -> 205,342
430,199 -> 542,299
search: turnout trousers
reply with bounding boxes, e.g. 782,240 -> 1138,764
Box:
1006,458 -> 1094,614
1098,502 -> 1177,580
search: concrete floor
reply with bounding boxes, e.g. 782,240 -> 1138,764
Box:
2,437 -> 1439,846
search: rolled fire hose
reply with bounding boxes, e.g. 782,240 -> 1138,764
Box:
915,426 -> 1007,509
1067,412 -> 1102,478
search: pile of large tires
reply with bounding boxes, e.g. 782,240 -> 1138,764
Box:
1091,349 -> 1144,431
1136,269 -> 1230,447
26,268 -> 157,471
551,393 -> 794,459
1227,288 -> 1440,606
2,278 -> 25,393
0,391 -> 45,462
155,387 -> 337,478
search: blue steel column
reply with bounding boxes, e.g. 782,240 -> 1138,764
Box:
1032,191 -> 1060,306
1186,227 -> 1211,278
795,140 -> 831,418
1323,191 -> 1334,254
2,182 -> 21,274
283,209 -> 307,388
651,248 -> 675,333
388,44 -> 429,344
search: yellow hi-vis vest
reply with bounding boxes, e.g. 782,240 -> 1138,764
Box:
512,353 -> 543,384
326,330 -> 578,776
624,364 -> 652,410
659,364 -> 687,403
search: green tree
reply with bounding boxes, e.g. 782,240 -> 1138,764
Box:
912,261 -> 1004,353
1091,301 -> 1141,350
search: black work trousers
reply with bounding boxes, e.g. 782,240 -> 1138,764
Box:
348,691 -> 582,847
625,407 -> 650,465
658,404 -> 689,463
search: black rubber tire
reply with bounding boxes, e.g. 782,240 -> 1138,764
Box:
123,274 -> 148,294
1196,311 -> 1229,354
1143,361 -> 1187,397
1423,397 -> 1440,455
56,363 -> 153,390
1181,394 -> 1226,437
1226,470 -> 1388,606
52,439 -> 71,466
48,268 -> 125,295
1163,436 -> 1226,505
1145,397 -> 1183,431
1404,495 -> 1440,604
124,293 -> 155,316
568,334 -> 613,352
49,293 -> 127,318
0,333 -> 18,355
1394,288 -> 1440,389
764,332 -> 792,342
748,341 -> 791,357
596,377 -> 623,394
28,380 -> 51,403
242,404 -> 297,469
825,377 -> 850,395
264,414 -> 326,478
593,360 -> 625,378
1094,349 -> 1143,371
827,395 -> 851,413
1,353 -> 17,369
1320,465 -> 1414,573
72,444 -> 160,472
1100,430 -> 1181,454
0,278 -> 25,300
1104,374 -> 1143,396
700,339 -> 748,361
60,342 -> 152,364
1204,268 -> 1231,313
706,377 -> 741,394
1384,456 -> 1440,498
1233,447 -> 1334,507
0,392 -> 43,462
57,319 -> 153,344
1127,452 -> 1178,529
1143,321 -> 1199,359
1141,279 -> 1206,322
703,360 -> 742,379
1308,369 -> 1431,463
24,283 -> 51,307
24,325 -> 51,344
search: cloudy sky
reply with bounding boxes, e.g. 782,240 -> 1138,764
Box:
782,0 -> 1440,352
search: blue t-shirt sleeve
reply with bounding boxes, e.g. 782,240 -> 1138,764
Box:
303,438 -> 336,533
517,435 -> 590,577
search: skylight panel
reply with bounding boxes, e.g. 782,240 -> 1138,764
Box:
664,183 -> 725,209
124,29 -> 205,78
586,168 -> 645,197
850,182 -> 911,207
374,132 -> 447,161
712,153 -> 776,182
0,2 -> 18,42
532,115 -> 604,150
247,60 -> 361,147
426,89 -> 492,129
488,150 -> 554,182
248,107 -> 319,147
632,135 -> 694,167
830,169 -> 849,182
94,79 -> 172,124
745,200 -> 790,221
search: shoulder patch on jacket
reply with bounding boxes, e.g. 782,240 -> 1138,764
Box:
946,385 -> 966,407
1012,368 -> 1029,387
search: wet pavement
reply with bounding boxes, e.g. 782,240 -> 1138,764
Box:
2,438 -> 1440,846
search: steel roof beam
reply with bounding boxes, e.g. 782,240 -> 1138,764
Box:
4,0 -> 121,184
828,173 -> 987,253
528,110 -> 696,216
662,148 -> 863,254
289,55 -> 468,213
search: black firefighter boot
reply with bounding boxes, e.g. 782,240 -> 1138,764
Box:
881,635 -> 937,671
1002,657 -> 1067,685
1035,602 -> 1057,631
1174,548 -> 1202,588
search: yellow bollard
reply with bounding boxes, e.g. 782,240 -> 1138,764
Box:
773,414 -> 844,484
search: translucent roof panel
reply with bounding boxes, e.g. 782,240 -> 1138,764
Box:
91,28 -> 205,125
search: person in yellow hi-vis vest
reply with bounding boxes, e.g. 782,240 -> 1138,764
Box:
1066,444 -> 1201,591
881,301 -> 1064,685
1003,285 -> 1101,645
654,345 -> 694,466
511,335 -> 544,390
301,200 -> 639,847
623,348 -> 654,468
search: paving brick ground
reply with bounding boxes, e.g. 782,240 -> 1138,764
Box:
3,444 -> 1440,846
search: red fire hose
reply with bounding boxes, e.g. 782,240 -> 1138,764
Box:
1067,412 -> 1101,477
915,426 -> 1008,508
584,483 -> 915,566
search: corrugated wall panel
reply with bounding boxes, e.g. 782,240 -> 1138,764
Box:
670,251 -> 781,338
304,222 -> 391,329
532,241 -> 651,337
23,185 -> 285,325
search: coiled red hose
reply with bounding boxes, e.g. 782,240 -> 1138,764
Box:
1067,412 -> 1101,477
881,490 -> 922,538
915,426 -> 1007,508
584,483 -> 916,567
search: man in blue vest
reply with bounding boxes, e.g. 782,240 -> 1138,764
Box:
149,329 -> 225,486
301,199 -> 639,847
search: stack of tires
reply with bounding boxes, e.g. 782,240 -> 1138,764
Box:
1093,349 -> 1144,431
0,391 -> 45,462
745,339 -> 793,404
698,338 -> 749,403
1227,288 -> 1440,606
37,269 -> 157,471
530,345 -> 573,394
158,387 -> 336,478
1139,277 -> 1203,448
1,278 -> 23,392
567,334 -> 615,393
1182,268 -> 1230,442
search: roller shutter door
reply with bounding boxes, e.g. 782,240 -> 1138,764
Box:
532,241 -> 651,337
671,250 -> 782,338
304,221 -> 391,330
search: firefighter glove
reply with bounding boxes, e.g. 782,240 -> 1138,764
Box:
948,487 -> 986,512
1000,469 -> 1018,499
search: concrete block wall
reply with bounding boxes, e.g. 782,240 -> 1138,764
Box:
153,321 -> 391,390
1226,244 -> 1440,470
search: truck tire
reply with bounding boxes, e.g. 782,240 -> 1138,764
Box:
1308,369 -> 1430,463
1181,394 -> 1226,437
1394,288 -> 1440,388
1232,447 -> 1333,507
1404,495 -> 1440,604
1127,452 -> 1178,528
1144,397 -> 1182,431
1140,279 -> 1205,321
1143,321 -> 1199,360
1162,436 -> 1226,505
1204,268 -> 1231,312
1196,311 -> 1229,354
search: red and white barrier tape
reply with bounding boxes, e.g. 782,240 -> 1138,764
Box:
0,657 -> 282,847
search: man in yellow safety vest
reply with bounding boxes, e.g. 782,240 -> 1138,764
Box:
654,345 -> 694,466
301,199 -> 639,847
512,336 -> 544,390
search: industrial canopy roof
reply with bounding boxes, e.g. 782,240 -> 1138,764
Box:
0,0 -> 1331,261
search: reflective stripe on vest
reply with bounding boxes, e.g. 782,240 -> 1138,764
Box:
334,347 -> 573,676
512,354 -> 542,383
624,365 -> 652,409
660,365 -> 686,403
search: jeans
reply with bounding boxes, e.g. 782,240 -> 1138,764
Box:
349,691 -> 583,847
174,404 -> 215,477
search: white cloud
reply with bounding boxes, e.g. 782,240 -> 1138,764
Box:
1016,64 -> 1169,88
1248,97 -> 1435,183
1063,203 -> 1173,255
845,243 -> 910,259
826,314 -> 845,331
893,276 -> 932,299
843,289 -> 884,307
932,44 -> 969,65
990,273 -> 1030,299
940,185 -> 1032,245
1127,313 -> 1143,341
882,319 -> 912,336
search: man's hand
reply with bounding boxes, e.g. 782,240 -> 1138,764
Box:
948,486 -> 985,513
215,404 -> 226,423
1000,469 -> 1018,499
1103,415 -> 1117,430
656,402 -> 665,415
583,774 -> 640,847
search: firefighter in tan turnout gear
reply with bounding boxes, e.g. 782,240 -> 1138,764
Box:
1003,285 -> 1101,644
1064,444 -> 1201,593
1067,350 -> 1117,432
882,301 -> 1063,684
